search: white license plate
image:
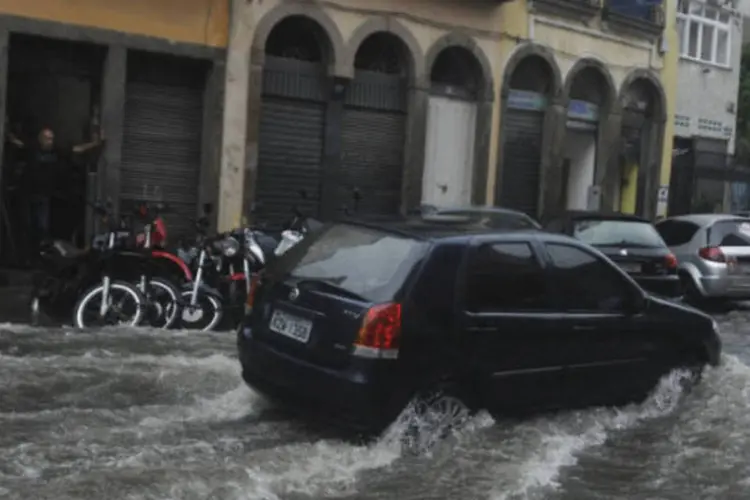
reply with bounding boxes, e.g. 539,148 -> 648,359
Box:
619,263 -> 642,274
269,309 -> 313,343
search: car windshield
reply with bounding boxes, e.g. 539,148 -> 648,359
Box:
269,223 -> 427,303
573,219 -> 666,248
709,220 -> 750,246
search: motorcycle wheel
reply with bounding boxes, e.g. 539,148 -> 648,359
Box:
179,290 -> 223,332
143,277 -> 182,329
73,281 -> 147,329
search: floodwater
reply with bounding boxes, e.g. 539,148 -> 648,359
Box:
2,310 -> 750,499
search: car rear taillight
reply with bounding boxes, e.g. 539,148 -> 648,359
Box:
244,274 -> 262,314
699,246 -> 726,263
352,302 -> 401,359
664,253 -> 678,269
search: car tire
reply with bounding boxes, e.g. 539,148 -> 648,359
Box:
680,272 -> 702,305
401,386 -> 471,454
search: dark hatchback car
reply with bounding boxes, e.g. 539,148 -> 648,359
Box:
417,205 -> 542,230
237,219 -> 720,435
545,211 -> 682,298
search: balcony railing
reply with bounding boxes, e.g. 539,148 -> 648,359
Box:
532,0 -> 601,18
603,0 -> 665,35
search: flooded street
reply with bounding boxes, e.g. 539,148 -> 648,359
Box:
3,311 -> 750,499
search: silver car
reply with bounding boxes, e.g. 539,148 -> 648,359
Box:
655,214 -> 750,300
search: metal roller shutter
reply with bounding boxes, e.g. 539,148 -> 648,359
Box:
340,108 -> 405,216
121,53 -> 205,239
256,98 -> 325,226
499,109 -> 544,217
339,71 -> 406,217
256,57 -> 326,227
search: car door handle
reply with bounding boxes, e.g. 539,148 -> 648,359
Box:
573,324 -> 596,331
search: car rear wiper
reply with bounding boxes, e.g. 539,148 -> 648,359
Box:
291,278 -> 368,301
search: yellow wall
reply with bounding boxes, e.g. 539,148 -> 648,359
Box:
659,0 -> 679,217
0,0 -> 229,47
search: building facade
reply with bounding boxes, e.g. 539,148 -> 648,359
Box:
505,0 -> 678,220
670,0 -> 743,215
0,0 -> 229,249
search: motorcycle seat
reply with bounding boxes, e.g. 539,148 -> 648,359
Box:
52,240 -> 88,259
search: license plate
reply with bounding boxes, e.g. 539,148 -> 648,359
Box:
619,263 -> 641,274
269,309 -> 313,343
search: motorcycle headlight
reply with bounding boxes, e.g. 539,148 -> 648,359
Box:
221,237 -> 240,257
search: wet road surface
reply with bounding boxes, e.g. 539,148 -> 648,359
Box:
3,309 -> 750,499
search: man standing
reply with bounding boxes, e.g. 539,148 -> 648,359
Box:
6,126 -> 103,254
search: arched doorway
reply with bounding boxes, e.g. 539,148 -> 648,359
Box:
255,16 -> 333,226
422,46 -> 485,206
498,55 -> 557,217
619,77 -> 662,215
340,32 -> 409,216
563,64 -> 613,210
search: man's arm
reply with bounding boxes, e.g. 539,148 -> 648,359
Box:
6,131 -> 24,148
72,130 -> 104,154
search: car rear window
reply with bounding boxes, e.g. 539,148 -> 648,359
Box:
269,223 -> 427,303
573,219 -> 666,248
708,220 -> 750,246
434,210 -> 541,230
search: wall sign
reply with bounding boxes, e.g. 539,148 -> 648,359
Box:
567,100 -> 600,122
507,89 -> 548,111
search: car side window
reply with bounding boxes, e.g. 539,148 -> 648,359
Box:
464,242 -> 550,312
544,243 -> 631,313
656,220 -> 699,246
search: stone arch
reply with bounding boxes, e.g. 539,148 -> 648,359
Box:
344,17 -> 424,83
251,2 -> 347,77
618,68 -> 667,122
501,42 -> 563,100
563,57 -> 617,111
425,32 -> 494,101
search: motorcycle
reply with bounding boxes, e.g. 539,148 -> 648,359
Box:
31,202 -> 148,328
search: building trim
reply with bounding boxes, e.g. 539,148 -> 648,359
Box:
343,17 -> 425,86
424,32 -> 495,102
617,68 -> 667,123
0,13 -> 224,60
562,57 -> 617,111
250,2 -> 348,77
0,28 -> 8,255
500,42 -> 564,100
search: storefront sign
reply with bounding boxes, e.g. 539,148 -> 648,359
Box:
656,185 -> 669,217
567,100 -> 600,122
507,90 -> 547,111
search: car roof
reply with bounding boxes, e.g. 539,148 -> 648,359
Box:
336,217 -> 584,243
546,210 -> 649,224
661,213 -> 750,226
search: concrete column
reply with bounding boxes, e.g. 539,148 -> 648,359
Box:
472,99 -> 495,205
320,78 -> 345,219
217,0 -> 254,232
199,59 -> 225,231
100,45 -> 127,216
0,28 -> 8,254
402,82 -> 429,212
539,101 -> 566,219
597,111 -> 623,211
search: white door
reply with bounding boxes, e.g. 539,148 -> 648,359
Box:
422,96 -> 478,206
563,128 -> 597,210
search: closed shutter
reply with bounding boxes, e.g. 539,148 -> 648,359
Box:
340,108 -> 405,216
499,109 -> 545,217
256,98 -> 325,225
121,53 -> 205,239
339,71 -> 406,217
256,57 -> 326,228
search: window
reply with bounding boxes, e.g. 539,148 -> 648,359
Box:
708,220 -> 750,247
545,244 -> 631,312
271,223 -> 427,303
464,242 -> 549,312
677,0 -> 731,66
655,220 -> 700,246
573,219 -> 667,248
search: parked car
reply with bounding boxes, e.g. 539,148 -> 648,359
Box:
237,218 -> 720,439
544,211 -> 681,298
656,214 -> 750,302
415,204 -> 541,230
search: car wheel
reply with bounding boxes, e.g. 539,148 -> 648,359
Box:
680,273 -> 703,305
401,387 -> 471,454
